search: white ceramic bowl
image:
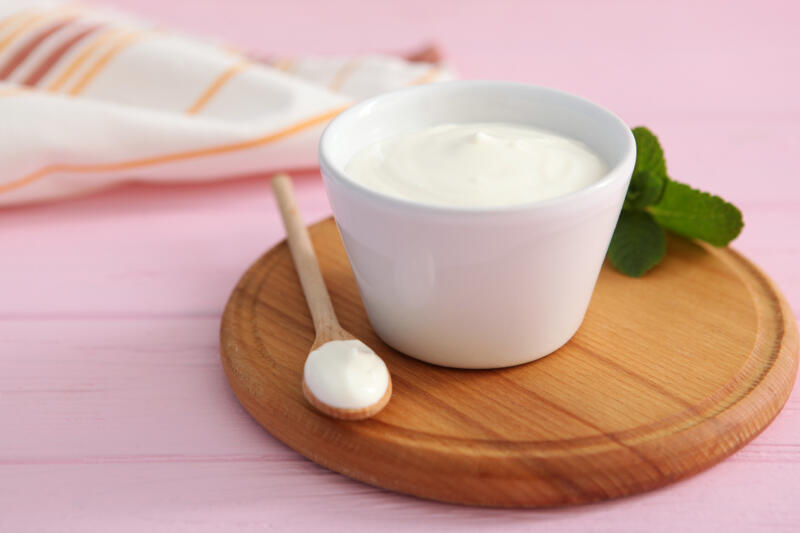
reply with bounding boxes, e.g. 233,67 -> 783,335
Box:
319,81 -> 635,369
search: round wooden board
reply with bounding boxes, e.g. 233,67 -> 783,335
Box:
220,217 -> 798,507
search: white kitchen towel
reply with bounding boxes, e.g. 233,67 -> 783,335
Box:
0,1 -> 453,206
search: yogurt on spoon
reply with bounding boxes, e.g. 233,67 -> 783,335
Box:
304,340 -> 390,410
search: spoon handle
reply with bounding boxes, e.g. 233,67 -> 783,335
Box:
272,174 -> 339,335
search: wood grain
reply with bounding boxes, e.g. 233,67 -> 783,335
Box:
220,217 -> 798,507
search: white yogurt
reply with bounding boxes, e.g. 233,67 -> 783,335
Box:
344,122 -> 608,207
303,340 -> 389,410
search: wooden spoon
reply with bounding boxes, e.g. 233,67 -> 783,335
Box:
271,174 -> 392,420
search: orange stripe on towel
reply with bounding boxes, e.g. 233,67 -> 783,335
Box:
0,5 -> 78,55
0,9 -> 34,34
186,58 -> 250,114
46,27 -> 123,91
0,86 -> 27,96
0,105 -> 349,195
328,58 -> 362,92
271,57 -> 294,72
408,65 -> 440,85
67,30 -> 145,95
0,12 -> 50,54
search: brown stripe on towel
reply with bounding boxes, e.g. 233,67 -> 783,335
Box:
23,23 -> 105,86
0,17 -> 77,80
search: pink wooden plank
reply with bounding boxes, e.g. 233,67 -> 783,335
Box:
0,170 -> 330,316
0,461 -> 798,533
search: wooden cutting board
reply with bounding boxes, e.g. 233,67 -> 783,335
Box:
220,217 -> 798,507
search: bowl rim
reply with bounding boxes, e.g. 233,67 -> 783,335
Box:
318,80 -> 636,216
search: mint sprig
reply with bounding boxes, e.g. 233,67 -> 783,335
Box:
607,126 -> 743,277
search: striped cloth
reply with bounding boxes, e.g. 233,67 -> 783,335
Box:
0,1 -> 453,206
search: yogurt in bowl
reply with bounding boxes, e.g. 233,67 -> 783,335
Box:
345,122 -> 609,208
319,81 -> 636,369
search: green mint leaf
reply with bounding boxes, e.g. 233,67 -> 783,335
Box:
647,180 -> 744,246
625,169 -> 667,210
632,126 -> 667,178
624,127 -> 668,210
608,210 -> 666,277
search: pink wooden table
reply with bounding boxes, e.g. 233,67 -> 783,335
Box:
2,1 -> 798,531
